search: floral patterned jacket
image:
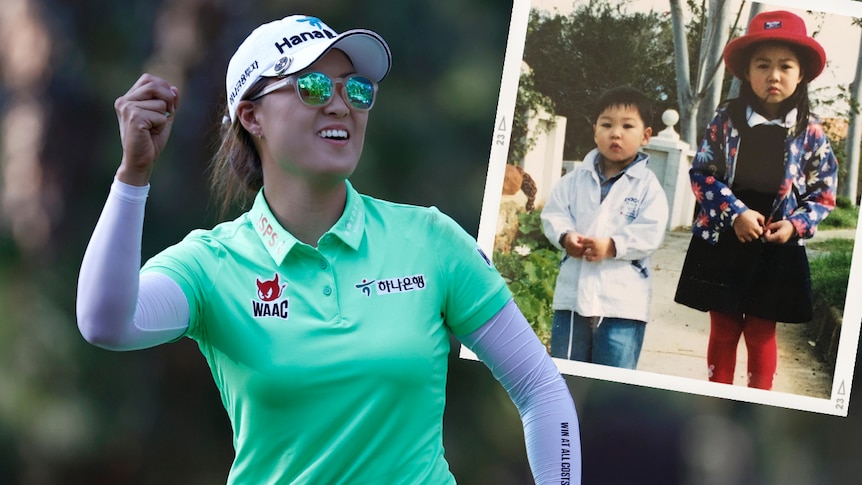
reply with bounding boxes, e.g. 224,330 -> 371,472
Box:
690,106 -> 838,245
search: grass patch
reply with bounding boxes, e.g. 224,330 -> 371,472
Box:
808,238 -> 854,310
819,196 -> 859,229
808,237 -> 855,254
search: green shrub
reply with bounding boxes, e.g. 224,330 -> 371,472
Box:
493,210 -> 559,345
494,247 -> 559,345
512,210 -> 555,252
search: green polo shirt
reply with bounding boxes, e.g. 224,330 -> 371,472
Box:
141,181 -> 511,484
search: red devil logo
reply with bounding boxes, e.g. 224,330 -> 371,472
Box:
256,274 -> 286,302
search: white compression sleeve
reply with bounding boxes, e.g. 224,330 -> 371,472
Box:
458,299 -> 581,485
76,179 -> 188,351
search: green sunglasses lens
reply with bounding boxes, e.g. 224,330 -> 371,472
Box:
345,75 -> 375,110
295,72 -> 376,110
297,72 -> 333,106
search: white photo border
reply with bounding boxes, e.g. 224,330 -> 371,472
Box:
464,0 -> 862,416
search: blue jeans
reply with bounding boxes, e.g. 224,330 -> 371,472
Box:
550,310 -> 646,369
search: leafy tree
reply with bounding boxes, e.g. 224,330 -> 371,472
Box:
669,0 -> 738,146
516,2 -> 678,162
507,65 -> 556,165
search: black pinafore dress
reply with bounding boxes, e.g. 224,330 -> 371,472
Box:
674,124 -> 813,323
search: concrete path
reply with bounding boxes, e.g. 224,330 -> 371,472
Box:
637,228 -> 856,398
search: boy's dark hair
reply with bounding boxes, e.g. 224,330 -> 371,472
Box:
591,86 -> 654,128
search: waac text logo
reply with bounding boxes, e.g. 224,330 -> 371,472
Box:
252,273 -> 289,319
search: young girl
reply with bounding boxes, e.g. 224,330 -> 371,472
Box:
674,10 -> 838,390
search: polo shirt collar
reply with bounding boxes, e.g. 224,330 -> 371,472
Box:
248,181 -> 366,265
331,181 -> 365,250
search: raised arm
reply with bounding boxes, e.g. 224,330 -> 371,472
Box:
76,74 -> 188,350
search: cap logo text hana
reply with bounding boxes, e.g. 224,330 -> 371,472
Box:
274,17 -> 336,54
764,20 -> 782,30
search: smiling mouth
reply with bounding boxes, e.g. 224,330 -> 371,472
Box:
319,129 -> 349,140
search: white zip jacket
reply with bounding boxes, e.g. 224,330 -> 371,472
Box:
541,149 -> 669,321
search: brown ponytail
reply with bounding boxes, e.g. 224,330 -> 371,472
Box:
208,79 -> 270,217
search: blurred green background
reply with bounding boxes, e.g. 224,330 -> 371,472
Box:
0,0 -> 861,484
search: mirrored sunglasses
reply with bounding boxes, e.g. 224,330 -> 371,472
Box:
249,71 -> 377,111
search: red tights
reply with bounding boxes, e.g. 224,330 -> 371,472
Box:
707,311 -> 777,390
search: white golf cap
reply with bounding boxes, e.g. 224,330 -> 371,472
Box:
225,15 -> 391,122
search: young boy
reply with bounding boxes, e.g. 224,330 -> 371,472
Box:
541,86 -> 669,369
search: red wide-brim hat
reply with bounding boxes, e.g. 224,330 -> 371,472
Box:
723,10 -> 826,81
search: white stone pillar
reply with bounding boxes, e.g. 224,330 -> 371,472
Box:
643,109 -> 697,231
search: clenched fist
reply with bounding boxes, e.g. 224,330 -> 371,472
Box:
114,73 -> 180,186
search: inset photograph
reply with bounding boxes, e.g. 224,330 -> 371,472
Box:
465,0 -> 862,415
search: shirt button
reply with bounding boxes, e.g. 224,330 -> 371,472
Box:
323,286 -> 332,296
319,260 -> 328,270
